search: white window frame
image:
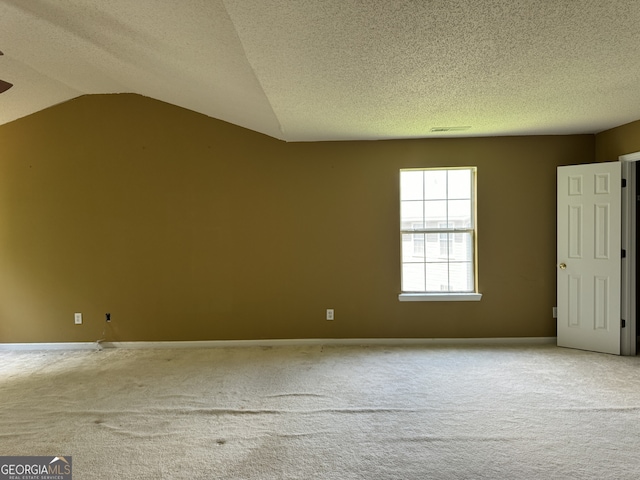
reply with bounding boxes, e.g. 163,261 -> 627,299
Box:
398,167 -> 481,302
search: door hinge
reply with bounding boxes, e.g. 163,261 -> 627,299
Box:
622,178 -> 627,187
622,249 -> 627,258
622,319 -> 626,328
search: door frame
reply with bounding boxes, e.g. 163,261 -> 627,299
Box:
620,151 -> 640,356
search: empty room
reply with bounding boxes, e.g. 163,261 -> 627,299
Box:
2,1 -> 640,479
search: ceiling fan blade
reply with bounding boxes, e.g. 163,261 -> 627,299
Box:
0,79 -> 12,93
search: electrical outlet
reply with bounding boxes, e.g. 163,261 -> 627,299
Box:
74,312 -> 82,325
326,309 -> 334,321
552,307 -> 558,318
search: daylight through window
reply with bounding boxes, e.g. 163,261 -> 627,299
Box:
400,167 -> 476,293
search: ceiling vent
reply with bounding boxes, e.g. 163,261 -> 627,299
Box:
429,126 -> 471,132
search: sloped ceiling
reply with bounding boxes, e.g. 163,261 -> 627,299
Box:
1,1 -> 640,142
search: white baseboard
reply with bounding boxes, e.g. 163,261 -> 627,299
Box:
0,342 -> 101,351
0,337 -> 557,351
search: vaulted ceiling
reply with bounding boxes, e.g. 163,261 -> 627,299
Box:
1,1 -> 640,142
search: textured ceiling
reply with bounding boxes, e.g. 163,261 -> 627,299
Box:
1,1 -> 640,142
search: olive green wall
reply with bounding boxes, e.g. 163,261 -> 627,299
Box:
0,94 -> 595,343
595,119 -> 640,162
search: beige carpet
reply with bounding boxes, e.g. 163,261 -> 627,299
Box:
1,344 -> 640,479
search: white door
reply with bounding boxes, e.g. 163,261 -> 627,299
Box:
557,162 -> 621,355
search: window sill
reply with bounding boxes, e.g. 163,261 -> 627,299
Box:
398,293 -> 482,302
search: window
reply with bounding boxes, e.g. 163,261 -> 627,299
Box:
399,167 -> 480,301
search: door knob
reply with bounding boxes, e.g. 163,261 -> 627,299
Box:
558,263 -> 567,270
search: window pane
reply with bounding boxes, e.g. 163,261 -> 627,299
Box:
402,263 -> 425,291
424,170 -> 447,200
449,262 -> 474,292
425,263 -> 448,291
413,234 -> 425,256
448,169 -> 471,199
423,200 -> 447,225
449,232 -> 473,262
424,233 -> 445,262
400,201 -> 423,227
439,232 -> 453,258
401,234 -> 414,262
448,199 -> 471,226
400,171 -> 423,200
401,233 -> 425,262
